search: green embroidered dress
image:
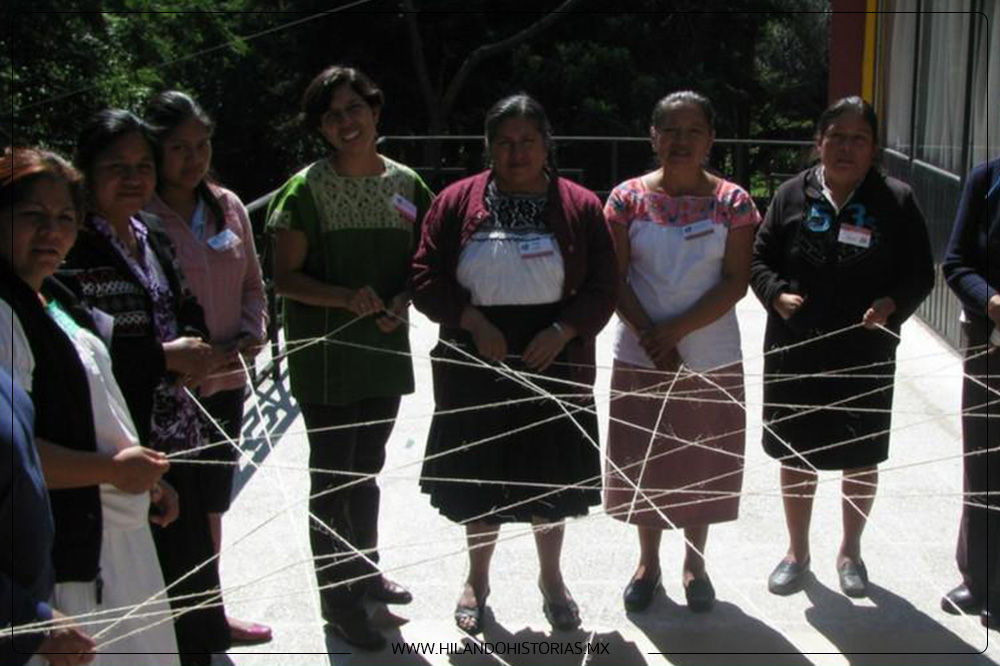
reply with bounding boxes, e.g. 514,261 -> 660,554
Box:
266,157 -> 433,405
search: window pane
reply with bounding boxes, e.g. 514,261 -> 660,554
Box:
878,0 -> 919,155
970,0 -> 999,166
914,2 -> 973,173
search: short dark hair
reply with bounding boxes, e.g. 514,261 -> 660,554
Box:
651,91 -> 716,132
1,147 -> 85,223
816,96 -> 879,145
301,65 -> 384,131
483,93 -> 554,158
75,109 -> 154,184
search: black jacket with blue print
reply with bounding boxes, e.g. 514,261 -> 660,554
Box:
751,165 -> 935,346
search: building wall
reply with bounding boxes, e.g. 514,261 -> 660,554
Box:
855,1 -> 998,348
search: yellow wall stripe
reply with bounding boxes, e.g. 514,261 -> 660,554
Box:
862,0 -> 878,102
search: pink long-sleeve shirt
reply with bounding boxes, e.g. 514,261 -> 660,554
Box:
147,185 -> 268,396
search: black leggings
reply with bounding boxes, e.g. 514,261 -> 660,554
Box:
300,396 -> 401,615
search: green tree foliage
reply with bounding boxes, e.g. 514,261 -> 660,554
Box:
6,4 -> 829,201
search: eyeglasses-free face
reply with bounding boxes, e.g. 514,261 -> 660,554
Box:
1,176 -> 79,290
89,131 -> 157,224
650,104 -> 715,173
489,116 -> 549,194
319,84 -> 381,157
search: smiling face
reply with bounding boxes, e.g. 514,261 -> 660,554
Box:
318,83 -> 380,159
651,103 -> 715,173
159,117 -> 212,193
489,116 -> 549,193
1,176 -> 79,290
89,130 -> 156,224
817,111 -> 876,193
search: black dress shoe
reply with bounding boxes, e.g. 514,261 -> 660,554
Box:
367,575 -> 413,605
941,583 -> 982,615
623,574 -> 663,612
982,608 -> 999,630
838,559 -> 869,598
768,558 -> 810,596
325,609 -> 386,651
685,576 -> 715,613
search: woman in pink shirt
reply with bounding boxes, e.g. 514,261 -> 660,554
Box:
144,90 -> 271,646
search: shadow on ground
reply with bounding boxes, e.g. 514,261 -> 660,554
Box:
232,366 -> 299,501
803,581 -> 996,665
629,595 -> 815,666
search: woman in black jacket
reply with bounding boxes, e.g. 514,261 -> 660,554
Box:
750,97 -> 934,599
940,158 -> 1000,627
61,110 -> 234,665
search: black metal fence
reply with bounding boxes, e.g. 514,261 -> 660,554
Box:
882,149 -> 964,349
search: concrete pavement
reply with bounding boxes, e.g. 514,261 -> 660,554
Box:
212,295 -> 997,666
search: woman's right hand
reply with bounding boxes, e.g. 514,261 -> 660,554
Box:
347,286 -> 385,317
470,319 -> 508,363
773,293 -> 806,320
108,446 -> 169,494
163,336 -> 213,379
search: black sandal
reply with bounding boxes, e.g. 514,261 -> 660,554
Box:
540,585 -> 581,631
454,587 -> 489,635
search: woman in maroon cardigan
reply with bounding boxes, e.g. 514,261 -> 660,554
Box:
412,94 -> 617,634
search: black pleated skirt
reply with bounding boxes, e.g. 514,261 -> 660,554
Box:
421,303 -> 602,524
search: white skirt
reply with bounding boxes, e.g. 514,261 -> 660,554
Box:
52,519 -> 180,666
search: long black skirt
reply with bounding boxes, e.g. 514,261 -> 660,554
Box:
421,303 -> 601,524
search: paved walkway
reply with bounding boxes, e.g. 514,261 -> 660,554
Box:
212,296 -> 997,666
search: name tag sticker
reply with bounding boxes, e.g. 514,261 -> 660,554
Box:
682,218 -> 715,241
518,237 -> 555,259
206,228 -> 241,252
838,223 -> 872,249
391,193 -> 418,223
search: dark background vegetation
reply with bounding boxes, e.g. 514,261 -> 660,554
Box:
5,2 -> 830,202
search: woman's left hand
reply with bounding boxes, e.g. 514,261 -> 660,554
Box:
863,297 -> 897,329
149,479 -> 180,527
523,323 -> 574,372
375,292 -> 410,333
238,335 -> 266,361
640,320 -> 685,363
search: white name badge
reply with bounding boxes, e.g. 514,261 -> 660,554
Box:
838,223 -> 872,249
682,218 -> 715,241
518,237 -> 556,259
391,193 -> 417,223
207,228 -> 241,252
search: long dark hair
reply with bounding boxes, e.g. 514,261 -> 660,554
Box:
483,93 -> 555,169
651,90 -> 717,132
75,109 -> 154,203
145,90 -> 226,233
813,95 -> 882,170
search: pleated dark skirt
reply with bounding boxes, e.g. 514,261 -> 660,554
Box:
420,304 -> 601,524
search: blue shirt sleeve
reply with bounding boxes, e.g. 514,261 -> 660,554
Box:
943,160 -> 999,315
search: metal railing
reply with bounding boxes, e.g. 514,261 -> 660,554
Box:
242,135 -> 826,386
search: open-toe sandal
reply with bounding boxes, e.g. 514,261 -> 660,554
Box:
454,588 -> 490,635
540,585 -> 581,631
